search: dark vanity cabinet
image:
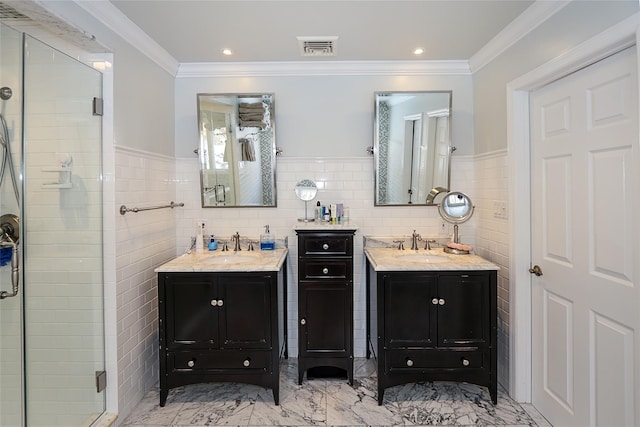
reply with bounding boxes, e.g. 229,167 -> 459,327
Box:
158,271 -> 284,406
368,268 -> 497,405
296,229 -> 356,385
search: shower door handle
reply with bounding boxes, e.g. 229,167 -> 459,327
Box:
0,240 -> 19,299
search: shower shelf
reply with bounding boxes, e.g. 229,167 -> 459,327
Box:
41,166 -> 72,189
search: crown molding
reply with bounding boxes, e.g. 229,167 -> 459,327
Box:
176,60 -> 471,78
73,0 -> 179,76
469,0 -> 571,73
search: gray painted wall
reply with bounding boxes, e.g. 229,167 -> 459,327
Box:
175,74 -> 473,158
473,0 -> 638,154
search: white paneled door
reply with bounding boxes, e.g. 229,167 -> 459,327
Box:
531,46 -> 639,426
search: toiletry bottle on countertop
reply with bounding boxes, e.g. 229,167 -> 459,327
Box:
315,201 -> 321,221
195,221 -> 205,252
208,235 -> 218,251
260,225 -> 275,250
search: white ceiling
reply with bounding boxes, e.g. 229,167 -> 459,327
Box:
109,0 -> 535,63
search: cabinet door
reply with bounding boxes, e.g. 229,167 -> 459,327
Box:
299,282 -> 351,356
383,273 -> 437,348
437,273 -> 489,347
218,274 -> 272,349
163,274 -> 218,350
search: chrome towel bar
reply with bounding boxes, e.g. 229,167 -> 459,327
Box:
120,201 -> 184,215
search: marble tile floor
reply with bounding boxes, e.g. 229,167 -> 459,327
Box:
122,358 -> 551,427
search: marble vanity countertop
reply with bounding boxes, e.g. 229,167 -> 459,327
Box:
155,248 -> 288,273
293,221 -> 358,231
364,247 -> 499,271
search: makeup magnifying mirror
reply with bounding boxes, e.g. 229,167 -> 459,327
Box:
295,179 -> 318,222
438,191 -> 474,254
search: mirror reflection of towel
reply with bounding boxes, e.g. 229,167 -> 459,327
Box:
239,138 -> 255,162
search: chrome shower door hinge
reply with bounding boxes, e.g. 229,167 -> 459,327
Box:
93,97 -> 104,116
96,370 -> 107,392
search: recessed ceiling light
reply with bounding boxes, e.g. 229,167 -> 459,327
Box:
221,48 -> 233,56
413,47 -> 425,55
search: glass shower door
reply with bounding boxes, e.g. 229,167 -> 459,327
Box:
22,35 -> 104,426
0,22 -> 25,427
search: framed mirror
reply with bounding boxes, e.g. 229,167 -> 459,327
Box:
197,93 -> 276,207
374,91 -> 453,206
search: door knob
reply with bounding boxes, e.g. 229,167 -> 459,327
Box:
529,265 -> 543,276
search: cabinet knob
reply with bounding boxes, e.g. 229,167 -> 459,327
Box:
187,360 -> 195,368
243,358 -> 251,367
438,298 -> 445,305
322,243 -> 329,250
432,298 -> 439,305
462,358 -> 470,367
217,299 -> 224,307
210,299 -> 217,306
322,267 -> 329,274
300,318 -> 306,325
406,358 -> 414,367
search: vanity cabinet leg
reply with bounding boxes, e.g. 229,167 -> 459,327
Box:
160,388 -> 168,407
377,387 -> 384,406
298,362 -> 304,385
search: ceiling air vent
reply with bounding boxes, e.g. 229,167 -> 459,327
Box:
297,36 -> 338,57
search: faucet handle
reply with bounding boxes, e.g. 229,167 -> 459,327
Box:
220,240 -> 229,251
247,241 -> 255,251
393,240 -> 405,250
425,239 -> 437,250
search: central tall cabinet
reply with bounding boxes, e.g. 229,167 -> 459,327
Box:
295,225 -> 357,385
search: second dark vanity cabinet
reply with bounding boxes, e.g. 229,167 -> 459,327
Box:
158,271 -> 283,406
296,229 -> 355,385
370,269 -> 497,405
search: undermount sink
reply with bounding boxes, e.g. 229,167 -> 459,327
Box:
203,255 -> 257,265
396,253 -> 449,263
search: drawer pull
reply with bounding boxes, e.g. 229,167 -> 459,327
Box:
406,358 -> 414,367
187,359 -> 195,368
432,298 -> 439,305
243,358 -> 251,367
438,298 -> 445,306
322,243 -> 329,250
322,267 -> 329,274
300,318 -> 306,325
462,358 -> 470,367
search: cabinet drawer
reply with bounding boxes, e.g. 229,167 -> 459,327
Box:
299,235 -> 353,256
299,259 -> 352,280
386,349 -> 484,371
170,350 -> 270,372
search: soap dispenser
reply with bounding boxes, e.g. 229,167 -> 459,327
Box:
260,225 -> 275,250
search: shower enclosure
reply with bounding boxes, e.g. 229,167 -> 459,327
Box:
0,23 -> 105,426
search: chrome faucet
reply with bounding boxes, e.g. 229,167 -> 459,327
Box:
393,240 -> 405,250
232,232 -> 241,252
411,230 -> 422,250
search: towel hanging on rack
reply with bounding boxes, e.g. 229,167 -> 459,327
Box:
239,137 -> 256,162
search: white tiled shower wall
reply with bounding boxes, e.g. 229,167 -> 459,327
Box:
114,149 -> 511,423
